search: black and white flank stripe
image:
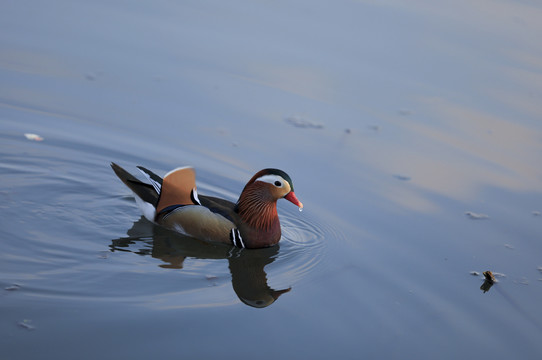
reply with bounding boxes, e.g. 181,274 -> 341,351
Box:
230,228 -> 246,248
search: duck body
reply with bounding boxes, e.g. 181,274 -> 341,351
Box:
111,163 -> 302,249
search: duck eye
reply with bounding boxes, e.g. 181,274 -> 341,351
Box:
274,181 -> 282,187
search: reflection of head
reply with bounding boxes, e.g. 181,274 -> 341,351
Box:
229,246 -> 291,308
238,288 -> 291,308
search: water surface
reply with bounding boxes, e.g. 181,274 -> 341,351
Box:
1,1 -> 542,359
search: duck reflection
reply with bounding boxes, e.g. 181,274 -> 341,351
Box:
110,218 -> 291,308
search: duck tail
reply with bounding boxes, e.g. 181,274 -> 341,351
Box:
111,162 -> 160,207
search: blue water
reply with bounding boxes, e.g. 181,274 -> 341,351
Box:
2,1 -> 542,359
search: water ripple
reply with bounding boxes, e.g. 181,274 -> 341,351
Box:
0,130 -> 344,308
268,209 -> 332,288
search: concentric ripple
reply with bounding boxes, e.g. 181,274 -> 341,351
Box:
195,181 -> 342,290
0,126 -> 343,309
263,206 -> 344,290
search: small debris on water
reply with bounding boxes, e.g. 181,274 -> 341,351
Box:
5,284 -> 21,291
284,116 -> 324,129
470,271 -> 480,276
532,211 -> 541,216
24,133 -> 44,141
344,128 -> 352,134
504,243 -> 515,250
537,266 -> 542,274
483,271 -> 496,283
465,211 -> 489,220
480,271 -> 496,293
18,319 -> 35,331
85,71 -> 102,81
394,174 -> 411,181
205,274 -> 218,287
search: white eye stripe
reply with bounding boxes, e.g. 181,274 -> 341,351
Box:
255,174 -> 286,188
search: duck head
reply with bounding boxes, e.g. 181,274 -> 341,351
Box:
236,168 -> 303,230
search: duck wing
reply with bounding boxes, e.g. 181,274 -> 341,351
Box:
198,195 -> 238,222
156,166 -> 201,213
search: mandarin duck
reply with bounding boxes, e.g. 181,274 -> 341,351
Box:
111,163 -> 303,249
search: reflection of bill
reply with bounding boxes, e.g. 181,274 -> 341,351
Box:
111,218 -> 291,308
